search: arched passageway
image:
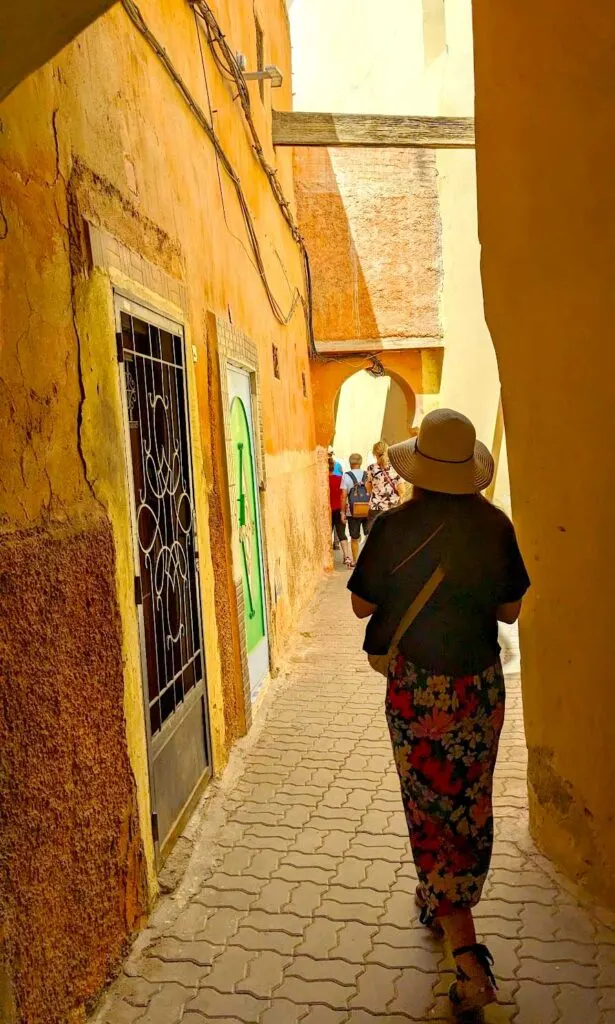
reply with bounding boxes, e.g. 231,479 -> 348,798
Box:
332,369 -> 415,468
310,348 -> 442,450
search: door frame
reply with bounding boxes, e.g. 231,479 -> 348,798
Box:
227,363 -> 270,699
114,290 -> 213,867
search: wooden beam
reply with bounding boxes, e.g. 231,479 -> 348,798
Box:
272,110 -> 475,149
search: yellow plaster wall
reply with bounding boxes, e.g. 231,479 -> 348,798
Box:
473,0 -> 615,906
0,0 -> 325,1014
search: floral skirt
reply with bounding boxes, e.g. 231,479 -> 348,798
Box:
385,654 -> 505,921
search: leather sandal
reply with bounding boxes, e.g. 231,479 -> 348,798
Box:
414,884 -> 444,937
449,943 -> 497,1014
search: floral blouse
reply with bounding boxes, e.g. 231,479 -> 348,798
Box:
366,462 -> 402,512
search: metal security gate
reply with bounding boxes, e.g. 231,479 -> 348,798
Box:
116,295 -> 211,864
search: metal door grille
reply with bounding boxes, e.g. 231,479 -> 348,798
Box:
119,309 -> 204,737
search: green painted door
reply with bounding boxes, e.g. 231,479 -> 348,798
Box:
228,369 -> 268,697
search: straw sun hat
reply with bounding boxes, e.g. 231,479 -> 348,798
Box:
388,408 -> 494,495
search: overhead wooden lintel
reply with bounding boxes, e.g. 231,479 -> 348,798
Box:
272,110 -> 475,149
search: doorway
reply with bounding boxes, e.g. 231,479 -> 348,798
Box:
227,366 -> 269,701
116,295 -> 211,865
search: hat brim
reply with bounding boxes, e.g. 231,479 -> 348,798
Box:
388,437 -> 494,495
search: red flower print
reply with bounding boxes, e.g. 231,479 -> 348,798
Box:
423,758 -> 463,797
387,682 -> 414,718
410,739 -> 433,769
413,708 -> 456,740
490,705 -> 505,732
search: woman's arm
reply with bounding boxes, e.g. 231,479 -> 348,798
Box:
351,593 -> 377,619
497,599 -> 522,624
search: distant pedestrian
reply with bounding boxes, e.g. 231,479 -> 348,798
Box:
328,447 -> 343,476
341,454 -> 370,565
348,409 -> 530,1014
328,456 -> 352,567
328,449 -> 344,549
366,441 -> 404,523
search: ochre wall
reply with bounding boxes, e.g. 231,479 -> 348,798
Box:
310,350 -> 442,449
473,0 -> 615,906
0,0 -> 324,1018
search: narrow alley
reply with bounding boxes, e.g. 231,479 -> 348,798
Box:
94,568 -> 615,1024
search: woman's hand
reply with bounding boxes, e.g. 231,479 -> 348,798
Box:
351,593 -> 377,619
497,599 -> 522,624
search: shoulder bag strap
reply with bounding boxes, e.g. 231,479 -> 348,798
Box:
389,565 -> 445,652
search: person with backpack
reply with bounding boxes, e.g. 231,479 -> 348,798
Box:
340,453 -> 371,565
366,440 -> 404,522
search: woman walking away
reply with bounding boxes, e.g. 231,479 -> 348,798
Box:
366,441 -> 404,522
328,456 -> 352,567
348,409 -> 529,1014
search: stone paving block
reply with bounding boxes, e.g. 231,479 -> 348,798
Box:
309,815 -> 358,834
295,918 -> 343,958
475,915 -> 522,939
197,907 -> 248,945
141,983 -> 195,1023
146,936 -> 220,967
185,988 -> 266,1021
319,898 -> 384,925
331,858 -> 369,888
517,956 -> 597,987
237,950 -> 292,999
553,905 -> 598,942
366,941 -> 440,972
332,921 -> 379,962
258,999 -> 311,1024
489,882 -> 558,906
521,937 -> 597,964
599,988 -> 615,1012
300,1007 -> 350,1024
168,903 -> 212,940
111,974 -> 160,1007
195,885 -> 258,912
388,966 -> 439,1016
364,860 -> 400,892
206,872 -> 267,896
286,881 -> 328,916
230,925 -> 303,955
318,832 -> 354,856
556,984 -> 604,1024
272,977 -> 355,1010
253,878 -> 299,913
350,965 -> 402,1012
288,956 -> 363,987
96,998 -> 144,1024
381,890 -> 421,928
290,829 -> 327,854
327,884 -> 385,909
138,957 -> 210,986
512,979 -> 559,1022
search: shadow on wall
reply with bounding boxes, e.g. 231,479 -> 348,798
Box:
295,147 -> 431,447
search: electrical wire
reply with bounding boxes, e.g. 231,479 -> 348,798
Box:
187,0 -> 314,351
120,0 -> 304,332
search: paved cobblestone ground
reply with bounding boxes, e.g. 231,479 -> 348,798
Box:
94,568 -> 615,1023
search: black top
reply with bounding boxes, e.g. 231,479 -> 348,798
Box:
348,494 -> 530,675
